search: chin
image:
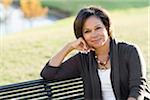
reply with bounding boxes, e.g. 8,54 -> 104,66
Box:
92,42 -> 105,48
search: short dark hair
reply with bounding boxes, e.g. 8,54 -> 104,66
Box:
74,6 -> 113,39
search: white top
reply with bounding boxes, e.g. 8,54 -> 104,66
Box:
98,68 -> 116,100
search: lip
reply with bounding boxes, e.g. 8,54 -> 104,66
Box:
91,38 -> 101,42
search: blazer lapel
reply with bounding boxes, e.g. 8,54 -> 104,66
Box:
110,39 -> 121,99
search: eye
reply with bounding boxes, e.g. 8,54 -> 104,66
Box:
95,27 -> 101,30
84,30 -> 91,34
84,31 -> 89,33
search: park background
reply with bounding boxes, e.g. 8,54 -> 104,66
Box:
0,0 -> 149,85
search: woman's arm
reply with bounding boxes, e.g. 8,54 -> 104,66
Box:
40,37 -> 88,80
49,37 -> 88,67
49,43 -> 74,67
40,54 -> 81,80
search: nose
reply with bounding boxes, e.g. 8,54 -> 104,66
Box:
91,30 -> 98,38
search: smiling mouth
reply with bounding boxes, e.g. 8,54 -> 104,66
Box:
91,38 -> 101,42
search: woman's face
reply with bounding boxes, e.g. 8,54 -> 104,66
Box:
82,15 -> 109,49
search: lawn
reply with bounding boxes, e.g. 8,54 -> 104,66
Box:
0,1 -> 149,85
42,0 -> 149,15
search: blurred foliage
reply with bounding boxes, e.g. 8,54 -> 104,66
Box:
20,0 -> 48,18
1,0 -> 13,8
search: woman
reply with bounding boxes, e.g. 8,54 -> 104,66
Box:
40,6 -> 149,100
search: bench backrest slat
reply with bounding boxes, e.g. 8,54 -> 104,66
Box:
0,79 -> 45,92
18,94 -> 49,100
0,77 -> 84,100
0,87 -> 45,97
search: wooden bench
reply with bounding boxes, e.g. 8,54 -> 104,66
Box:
0,77 -> 84,100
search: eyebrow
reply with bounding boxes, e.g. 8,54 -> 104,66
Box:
83,24 -> 103,31
95,24 -> 103,27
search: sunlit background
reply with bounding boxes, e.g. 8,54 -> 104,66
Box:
0,0 -> 149,85
0,0 -> 68,35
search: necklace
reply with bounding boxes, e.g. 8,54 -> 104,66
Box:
95,55 -> 110,70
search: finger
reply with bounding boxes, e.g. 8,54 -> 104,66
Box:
80,38 -> 88,50
75,43 -> 85,51
89,47 -> 95,51
80,50 -> 88,54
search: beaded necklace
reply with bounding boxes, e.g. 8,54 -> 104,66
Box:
95,55 -> 110,70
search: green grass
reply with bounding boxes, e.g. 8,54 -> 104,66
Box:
41,0 -> 149,15
0,6 -> 149,85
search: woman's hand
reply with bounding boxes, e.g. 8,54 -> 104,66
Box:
69,37 -> 94,53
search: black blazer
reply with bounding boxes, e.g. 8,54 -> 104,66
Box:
41,39 -> 149,100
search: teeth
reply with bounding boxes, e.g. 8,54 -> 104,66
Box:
92,38 -> 100,42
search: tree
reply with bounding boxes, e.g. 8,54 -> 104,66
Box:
20,0 -> 48,18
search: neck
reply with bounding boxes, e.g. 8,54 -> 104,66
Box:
95,39 -> 110,56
